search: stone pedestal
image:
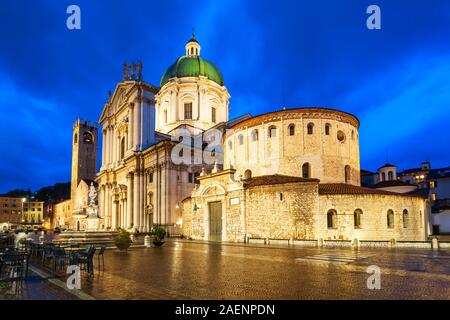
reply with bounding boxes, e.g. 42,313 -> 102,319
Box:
86,217 -> 102,231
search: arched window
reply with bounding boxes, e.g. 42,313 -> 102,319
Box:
238,135 -> 244,145
120,137 -> 125,159
388,171 -> 393,181
163,109 -> 168,123
244,169 -> 252,180
351,130 -> 355,140
381,172 -> 386,182
302,163 -> 311,178
251,129 -> 258,142
83,132 -> 93,143
327,210 -> 337,229
345,165 -> 351,183
228,140 -> 233,150
354,209 -> 363,228
325,123 -> 331,135
387,210 -> 394,228
74,133 -> 78,144
403,209 -> 409,228
337,130 -> 346,142
268,126 -> 277,138
288,124 -> 295,136
307,123 -> 314,135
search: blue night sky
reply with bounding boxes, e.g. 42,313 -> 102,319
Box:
1,0 -> 450,192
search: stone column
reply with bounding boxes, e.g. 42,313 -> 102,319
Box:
134,99 -> 141,151
140,172 -> 146,232
128,106 -> 134,150
127,174 -> 133,229
121,200 -> 125,228
108,127 -> 113,165
133,170 -> 140,231
104,128 -> 109,165
102,130 -> 106,167
105,184 -> 110,227
111,198 -> 117,230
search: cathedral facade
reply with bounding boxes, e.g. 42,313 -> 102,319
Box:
57,35 -> 430,242
95,37 -> 231,234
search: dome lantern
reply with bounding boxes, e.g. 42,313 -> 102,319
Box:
185,33 -> 201,57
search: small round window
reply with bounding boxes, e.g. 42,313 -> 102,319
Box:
337,131 -> 346,142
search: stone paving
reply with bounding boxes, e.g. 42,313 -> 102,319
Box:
0,269 -> 79,300
72,240 -> 450,300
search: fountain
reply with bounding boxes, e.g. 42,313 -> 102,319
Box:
54,183 -> 117,246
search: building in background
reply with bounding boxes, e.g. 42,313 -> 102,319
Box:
52,119 -> 98,230
0,196 -> 44,230
361,161 -> 450,235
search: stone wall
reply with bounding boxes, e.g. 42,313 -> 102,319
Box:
182,171 -> 429,243
318,194 -> 428,241
245,182 -> 319,240
224,109 -> 360,185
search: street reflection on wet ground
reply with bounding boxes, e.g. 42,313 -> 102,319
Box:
77,240 -> 450,300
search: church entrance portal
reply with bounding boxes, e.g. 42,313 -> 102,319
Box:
208,201 -> 222,241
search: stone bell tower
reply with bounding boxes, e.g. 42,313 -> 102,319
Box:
71,118 -> 98,201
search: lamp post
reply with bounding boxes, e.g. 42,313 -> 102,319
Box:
21,198 -> 26,227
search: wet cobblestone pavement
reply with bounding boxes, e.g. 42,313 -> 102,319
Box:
0,270 -> 79,300
76,240 -> 450,300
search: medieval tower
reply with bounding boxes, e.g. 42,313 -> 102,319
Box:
71,118 -> 98,201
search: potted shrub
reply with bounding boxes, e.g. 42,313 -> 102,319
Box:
151,226 -> 166,247
114,228 -> 132,251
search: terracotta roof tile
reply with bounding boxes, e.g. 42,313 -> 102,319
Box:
319,183 -> 425,197
244,174 -> 319,188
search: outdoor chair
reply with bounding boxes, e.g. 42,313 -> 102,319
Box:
41,245 -> 55,265
52,247 -> 70,274
96,245 -> 106,270
77,245 -> 96,276
0,252 -> 29,297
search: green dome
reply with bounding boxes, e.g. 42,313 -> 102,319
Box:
160,56 -> 224,87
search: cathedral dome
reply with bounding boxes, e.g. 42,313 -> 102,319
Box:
160,56 -> 224,87
160,36 -> 224,87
